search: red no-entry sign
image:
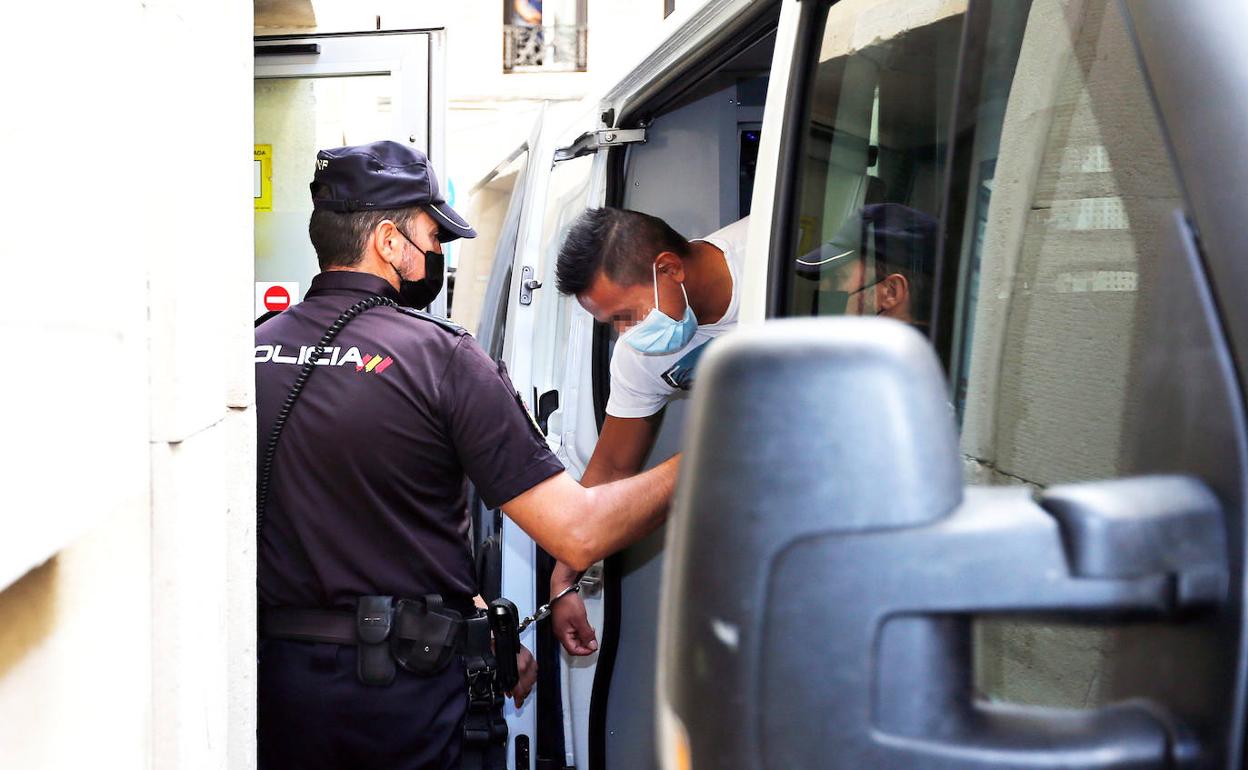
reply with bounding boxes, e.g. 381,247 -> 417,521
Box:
264,285 -> 291,312
255,282 -> 300,318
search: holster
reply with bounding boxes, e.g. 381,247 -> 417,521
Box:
391,595 -> 464,676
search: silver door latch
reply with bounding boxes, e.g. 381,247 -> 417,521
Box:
579,563 -> 604,597
519,265 -> 542,305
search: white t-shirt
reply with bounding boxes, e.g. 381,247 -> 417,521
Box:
605,217 -> 749,419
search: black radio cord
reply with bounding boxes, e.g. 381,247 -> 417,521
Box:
256,296 -> 397,538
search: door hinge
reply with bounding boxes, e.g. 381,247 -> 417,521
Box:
553,128 -> 648,163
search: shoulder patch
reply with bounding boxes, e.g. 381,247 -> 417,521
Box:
396,306 -> 469,336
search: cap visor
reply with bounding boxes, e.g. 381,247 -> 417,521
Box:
794,247 -> 855,280
428,202 -> 477,242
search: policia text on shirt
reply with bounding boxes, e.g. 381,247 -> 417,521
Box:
254,140 -> 681,770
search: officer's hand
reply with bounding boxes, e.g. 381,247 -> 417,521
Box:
552,589 -> 598,656
510,645 -> 537,709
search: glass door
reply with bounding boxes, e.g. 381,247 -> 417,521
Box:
253,31 -> 443,317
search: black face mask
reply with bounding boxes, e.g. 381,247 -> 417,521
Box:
394,227 -> 445,310
821,276 -> 883,316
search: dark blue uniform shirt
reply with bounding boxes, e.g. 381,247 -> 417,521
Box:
255,270 -> 563,611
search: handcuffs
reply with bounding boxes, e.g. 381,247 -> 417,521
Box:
518,581 -> 583,633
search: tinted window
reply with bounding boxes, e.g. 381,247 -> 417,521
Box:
781,1 -> 965,327
949,0 -> 1186,707
456,149 -> 529,337
955,1 -> 1182,492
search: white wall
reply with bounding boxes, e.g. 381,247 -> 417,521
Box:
0,0 -> 255,767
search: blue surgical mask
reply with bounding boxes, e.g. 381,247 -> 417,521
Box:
621,262 -> 698,355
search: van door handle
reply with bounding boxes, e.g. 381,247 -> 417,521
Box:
533,388 -> 560,436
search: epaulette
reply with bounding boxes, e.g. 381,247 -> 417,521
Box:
396,305 -> 469,336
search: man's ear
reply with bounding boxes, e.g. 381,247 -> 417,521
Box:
877,272 -> 909,312
373,220 -> 403,266
655,251 -> 686,282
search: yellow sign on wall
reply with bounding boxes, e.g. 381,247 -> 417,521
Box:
254,145 -> 273,211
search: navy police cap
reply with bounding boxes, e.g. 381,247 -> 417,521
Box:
795,203 -> 937,280
309,140 -> 477,242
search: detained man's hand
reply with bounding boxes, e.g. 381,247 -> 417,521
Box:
551,588 -> 598,656
510,645 -> 538,708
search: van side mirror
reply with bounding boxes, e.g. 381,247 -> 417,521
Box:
658,318 -> 964,764
658,319 -> 1218,769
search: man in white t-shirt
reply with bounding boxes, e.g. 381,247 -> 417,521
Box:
548,207 -> 747,655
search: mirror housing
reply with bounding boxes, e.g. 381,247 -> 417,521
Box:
658,318 -> 962,769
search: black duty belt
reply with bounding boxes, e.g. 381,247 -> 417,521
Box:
261,594 -> 511,769
261,601 -> 474,647
261,595 -> 480,684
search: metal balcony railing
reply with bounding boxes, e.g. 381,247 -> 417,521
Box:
503,24 -> 588,72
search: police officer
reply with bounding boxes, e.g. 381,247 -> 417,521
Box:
255,140 -> 680,770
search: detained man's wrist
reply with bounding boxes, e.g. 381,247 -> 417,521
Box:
551,569 -> 586,592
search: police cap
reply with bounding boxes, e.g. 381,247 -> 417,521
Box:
310,140 -> 477,242
795,203 -> 937,280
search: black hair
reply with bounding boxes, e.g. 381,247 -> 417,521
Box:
555,207 -> 691,296
307,206 -> 422,270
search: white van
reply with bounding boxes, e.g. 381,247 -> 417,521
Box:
460,0 -> 1248,768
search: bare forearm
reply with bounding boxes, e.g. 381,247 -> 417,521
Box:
552,463 -> 651,587
554,418 -> 661,580
576,454 -> 680,563
504,415 -> 675,571
579,460 -> 627,489
551,561 -> 582,590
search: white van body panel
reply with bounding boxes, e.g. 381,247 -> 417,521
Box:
494,99 -> 609,768
496,101 -> 578,761
600,0 -> 763,114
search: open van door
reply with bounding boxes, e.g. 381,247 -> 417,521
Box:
660,0 -> 1248,768
479,100 -> 610,769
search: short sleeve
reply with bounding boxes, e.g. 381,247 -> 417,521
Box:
605,344 -> 673,418
441,337 -> 564,508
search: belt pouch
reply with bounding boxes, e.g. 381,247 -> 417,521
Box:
392,595 -> 461,676
356,595 -> 396,686
488,599 -> 521,691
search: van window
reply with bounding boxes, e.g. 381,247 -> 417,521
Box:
949,0 -> 1186,707
453,149 -> 529,336
780,0 -> 965,325
956,0 -> 1182,500
529,153 -> 595,444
